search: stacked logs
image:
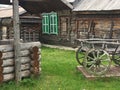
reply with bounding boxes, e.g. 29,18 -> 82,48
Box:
30,46 -> 40,75
0,42 -> 41,83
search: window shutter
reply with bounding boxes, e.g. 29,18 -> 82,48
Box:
49,12 -> 58,34
42,13 -> 49,34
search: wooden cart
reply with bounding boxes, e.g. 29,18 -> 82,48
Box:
76,38 -> 120,76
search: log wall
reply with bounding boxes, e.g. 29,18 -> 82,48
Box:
0,41 -> 41,83
40,12 -> 120,47
7,24 -> 41,42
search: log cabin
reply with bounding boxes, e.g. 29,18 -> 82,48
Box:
0,4 -> 41,42
39,0 -> 120,46
1,0 -> 120,47
0,1 -> 42,83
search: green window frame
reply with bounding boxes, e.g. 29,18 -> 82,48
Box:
42,13 -> 49,34
49,12 -> 58,34
42,12 -> 58,35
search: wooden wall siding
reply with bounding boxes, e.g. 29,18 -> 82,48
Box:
76,18 -> 120,39
60,17 -> 69,38
20,24 -> 40,42
57,10 -> 71,16
70,17 -> 77,43
0,27 -> 2,40
0,41 -> 41,82
7,27 -> 14,39
6,24 -> 40,42
76,20 -> 90,39
40,10 -> 71,46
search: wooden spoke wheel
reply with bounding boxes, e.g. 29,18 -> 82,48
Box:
83,49 -> 111,76
112,52 -> 120,66
76,46 -> 86,65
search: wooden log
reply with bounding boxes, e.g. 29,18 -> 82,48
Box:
31,53 -> 39,60
2,59 -> 14,67
31,61 -> 39,67
2,57 -> 31,67
31,66 -> 40,75
39,55 -> 41,60
1,50 -> 30,59
0,39 -> 23,45
31,54 -> 40,76
31,67 -> 41,73
2,67 -> 14,74
39,49 -> 41,54
1,64 -> 31,74
0,42 -> 41,52
21,70 -> 31,78
21,64 -> 30,71
0,66 -> 3,73
0,74 -> 3,83
0,60 -> 3,66
0,51 -> 2,58
33,67 -> 39,75
2,70 -> 31,82
0,45 -> 13,52
3,74 -> 14,82
13,0 -> 21,82
30,46 -> 39,53
1,18 -> 12,26
20,42 -> 41,50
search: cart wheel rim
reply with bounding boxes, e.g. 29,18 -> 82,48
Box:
113,53 -> 120,66
76,46 -> 85,65
83,49 -> 111,76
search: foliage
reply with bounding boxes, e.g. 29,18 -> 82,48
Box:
0,46 -> 120,90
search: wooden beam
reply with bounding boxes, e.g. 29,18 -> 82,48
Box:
109,20 -> 114,39
22,0 -> 48,2
61,0 -> 73,9
13,0 -> 21,83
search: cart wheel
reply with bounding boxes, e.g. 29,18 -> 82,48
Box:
76,46 -> 86,65
112,53 -> 120,66
83,49 -> 111,76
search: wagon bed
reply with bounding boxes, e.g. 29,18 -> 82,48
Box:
77,38 -> 120,53
76,38 -> 120,76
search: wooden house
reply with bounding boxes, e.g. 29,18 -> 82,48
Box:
0,4 -> 41,42
1,0 -> 120,46
0,5 -> 25,40
44,0 -> 120,46
39,0 -> 120,46
72,0 -> 120,39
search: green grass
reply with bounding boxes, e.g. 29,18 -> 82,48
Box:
1,46 -> 120,90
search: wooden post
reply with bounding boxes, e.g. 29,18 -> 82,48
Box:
2,26 -> 7,40
109,20 -> 114,39
13,0 -> 21,82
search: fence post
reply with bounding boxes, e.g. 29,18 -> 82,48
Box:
13,0 -> 21,83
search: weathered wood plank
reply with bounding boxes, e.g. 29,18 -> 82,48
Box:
2,57 -> 31,67
20,42 -> 41,50
0,42 -> 41,53
1,64 -> 31,74
0,45 -> 13,52
1,50 -> 30,59
13,0 -> 21,82
2,70 -> 31,82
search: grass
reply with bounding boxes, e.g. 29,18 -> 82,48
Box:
1,46 -> 120,90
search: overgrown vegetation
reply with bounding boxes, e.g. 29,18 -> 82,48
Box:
1,46 -> 120,90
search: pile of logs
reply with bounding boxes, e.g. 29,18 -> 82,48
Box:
0,42 -> 41,83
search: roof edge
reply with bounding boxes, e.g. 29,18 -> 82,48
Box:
61,0 -> 73,9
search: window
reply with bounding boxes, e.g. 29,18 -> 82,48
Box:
42,12 -> 58,35
42,13 -> 49,34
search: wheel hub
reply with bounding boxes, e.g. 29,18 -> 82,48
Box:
95,59 -> 101,65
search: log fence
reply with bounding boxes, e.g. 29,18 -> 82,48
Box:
0,41 -> 41,83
